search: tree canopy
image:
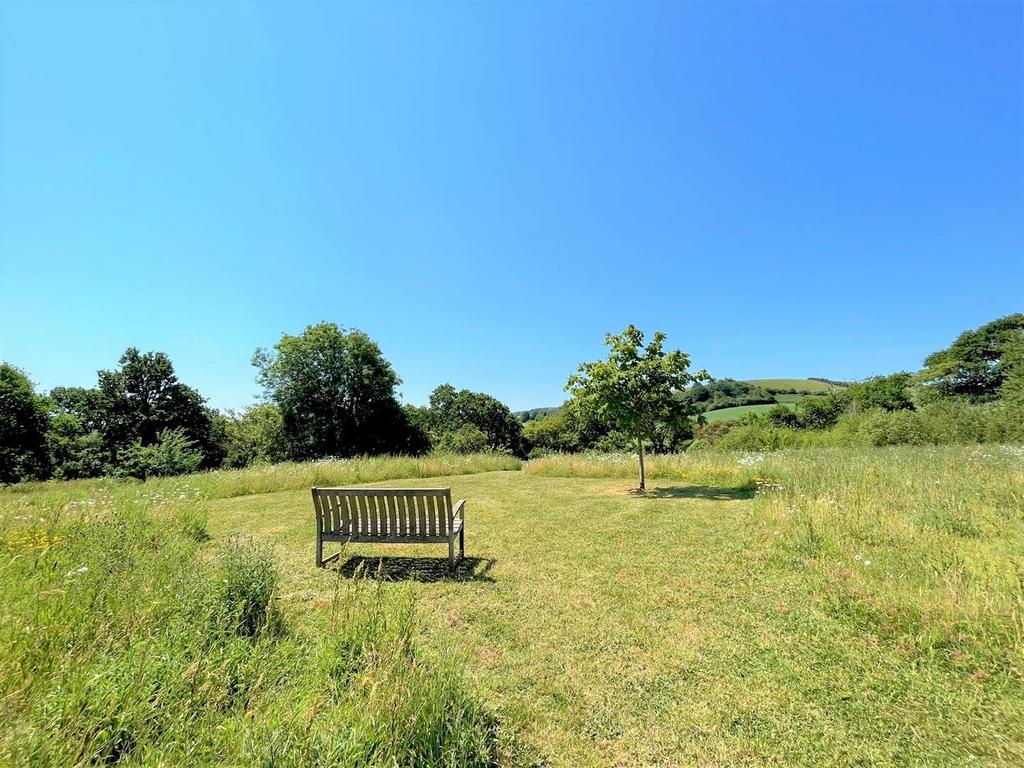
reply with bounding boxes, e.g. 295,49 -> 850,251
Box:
847,372 -> 914,412
0,364 -> 51,484
96,348 -> 222,469
421,384 -> 525,456
918,314 -> 1024,402
253,323 -> 426,459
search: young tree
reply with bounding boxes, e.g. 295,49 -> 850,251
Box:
565,326 -> 708,490
0,364 -> 51,484
253,323 -> 426,459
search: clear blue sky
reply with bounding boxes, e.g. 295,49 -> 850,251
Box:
1,2 -> 1021,411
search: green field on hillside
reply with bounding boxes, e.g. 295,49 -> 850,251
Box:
702,402 -> 796,421
745,378 -> 847,393
771,392 -> 825,404
2,448 -> 1021,766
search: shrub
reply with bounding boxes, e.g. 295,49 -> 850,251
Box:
797,393 -> 849,429
116,428 -> 204,479
220,404 -> 288,468
713,423 -> 806,451
48,422 -> 107,479
436,424 -> 489,454
523,412 -> 575,453
766,404 -> 801,428
858,409 -> 930,446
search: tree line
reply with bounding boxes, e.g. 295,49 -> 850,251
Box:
524,313 -> 1024,461
2,314 -> 1022,485
0,322 -> 526,484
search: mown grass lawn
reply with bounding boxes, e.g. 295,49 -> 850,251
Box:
206,449 -> 1024,767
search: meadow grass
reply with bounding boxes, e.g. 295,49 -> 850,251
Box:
3,451 -> 521,504
3,447 -> 1022,766
0,454 -> 520,767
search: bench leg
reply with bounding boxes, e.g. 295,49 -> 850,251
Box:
316,532 -> 323,568
449,533 -> 456,571
459,525 -> 465,561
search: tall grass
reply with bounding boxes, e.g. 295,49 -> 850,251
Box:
524,450 -> 761,487
0,484 -> 499,766
3,451 -> 522,504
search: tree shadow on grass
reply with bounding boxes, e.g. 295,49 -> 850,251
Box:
630,485 -> 755,500
335,555 -> 497,583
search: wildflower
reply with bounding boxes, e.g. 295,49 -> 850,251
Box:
864,560 -> 872,567
854,554 -> 862,561
65,565 -> 88,577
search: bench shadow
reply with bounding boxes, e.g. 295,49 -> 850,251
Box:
630,485 -> 755,500
335,555 -> 496,583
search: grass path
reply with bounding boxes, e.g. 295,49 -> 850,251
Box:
206,468 -> 1022,767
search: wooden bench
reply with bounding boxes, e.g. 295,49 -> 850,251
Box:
312,487 -> 466,569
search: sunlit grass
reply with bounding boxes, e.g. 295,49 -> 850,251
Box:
0,455 -> 515,766
3,446 -> 1022,765
3,451 -> 521,504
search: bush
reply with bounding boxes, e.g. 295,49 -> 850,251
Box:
857,409 -> 930,446
436,424 -> 490,454
523,412 -> 576,453
220,404 -> 288,468
766,404 -> 801,428
47,421 -> 108,479
797,393 -> 849,429
116,428 -> 204,479
712,423 -> 808,451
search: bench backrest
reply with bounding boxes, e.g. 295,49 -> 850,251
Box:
313,487 -> 454,540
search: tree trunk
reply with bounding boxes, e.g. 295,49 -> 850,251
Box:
636,430 -> 646,491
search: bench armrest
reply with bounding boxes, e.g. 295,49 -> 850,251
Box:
452,499 -> 466,519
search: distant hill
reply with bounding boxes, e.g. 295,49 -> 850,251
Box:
744,378 -> 849,394
514,406 -> 561,423
515,378 -> 848,423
